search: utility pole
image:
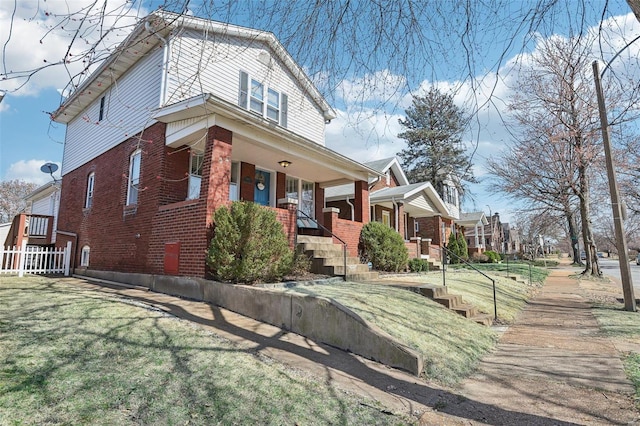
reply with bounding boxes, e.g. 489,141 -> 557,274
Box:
592,61 -> 636,312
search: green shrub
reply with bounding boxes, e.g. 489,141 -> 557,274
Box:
207,201 -> 293,284
456,231 -> 469,262
359,221 -> 409,272
447,232 -> 460,264
484,250 -> 500,263
408,258 -> 430,272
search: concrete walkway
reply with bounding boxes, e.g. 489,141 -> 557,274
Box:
60,269 -> 639,425
458,268 -> 638,425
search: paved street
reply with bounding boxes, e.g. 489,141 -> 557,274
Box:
599,258 -> 640,296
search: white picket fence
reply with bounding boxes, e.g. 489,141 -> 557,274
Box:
0,241 -> 72,277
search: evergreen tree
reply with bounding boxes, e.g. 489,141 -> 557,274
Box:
456,231 -> 469,261
447,231 -> 460,264
397,88 -> 475,197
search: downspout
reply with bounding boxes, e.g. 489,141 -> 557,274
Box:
145,21 -> 170,106
345,197 -> 355,221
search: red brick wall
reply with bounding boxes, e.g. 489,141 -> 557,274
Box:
271,205 -> 297,249
354,180 -> 369,223
333,219 -> 363,257
57,123 -> 238,278
405,241 -> 418,258
57,122 -> 167,273
159,146 -> 190,206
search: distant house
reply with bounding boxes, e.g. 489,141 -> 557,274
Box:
3,181 -> 60,249
459,211 -> 489,255
326,157 -> 456,260
50,11 -> 380,277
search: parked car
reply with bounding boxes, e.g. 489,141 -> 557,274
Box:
636,253 -> 640,265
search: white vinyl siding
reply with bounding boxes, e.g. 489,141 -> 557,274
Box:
31,197 -> 51,216
165,30 -> 325,144
61,48 -> 164,176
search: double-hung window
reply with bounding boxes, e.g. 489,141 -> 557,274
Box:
127,150 -> 141,205
239,71 -> 288,127
286,177 -> 314,218
85,172 -> 95,208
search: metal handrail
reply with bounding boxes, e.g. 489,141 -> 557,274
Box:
296,209 -> 348,280
442,244 -> 498,320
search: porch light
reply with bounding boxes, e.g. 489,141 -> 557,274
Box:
278,160 -> 292,168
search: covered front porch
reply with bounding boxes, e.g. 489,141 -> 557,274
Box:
152,94 -> 381,258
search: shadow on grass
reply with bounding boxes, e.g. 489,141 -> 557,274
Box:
56,279 -> 607,425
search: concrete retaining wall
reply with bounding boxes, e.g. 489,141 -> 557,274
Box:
76,269 -> 424,376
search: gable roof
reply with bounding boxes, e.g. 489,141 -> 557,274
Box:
23,181 -> 60,202
365,157 -> 410,186
457,211 -> 488,227
51,11 -> 336,124
371,181 -> 452,218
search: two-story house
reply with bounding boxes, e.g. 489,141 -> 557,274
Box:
51,11 -> 379,278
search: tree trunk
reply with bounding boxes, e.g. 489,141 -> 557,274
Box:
564,207 -> 582,265
578,165 -> 601,276
627,0 -> 640,23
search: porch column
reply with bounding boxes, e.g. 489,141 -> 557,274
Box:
323,207 -> 339,237
239,162 -> 255,202
315,183 -> 325,226
410,237 -> 421,258
277,197 -> 298,248
354,180 -> 369,223
276,172 -> 286,203
203,126 -> 232,226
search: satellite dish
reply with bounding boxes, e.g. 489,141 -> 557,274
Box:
40,162 -> 59,182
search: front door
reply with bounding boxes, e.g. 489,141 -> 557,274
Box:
254,169 -> 271,206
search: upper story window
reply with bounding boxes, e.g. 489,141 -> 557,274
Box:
188,151 -> 204,200
239,71 -> 288,127
99,96 -> 105,121
85,172 -> 95,208
127,150 -> 141,205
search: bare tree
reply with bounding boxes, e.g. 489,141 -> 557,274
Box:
0,180 -> 38,223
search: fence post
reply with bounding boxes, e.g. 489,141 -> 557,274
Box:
64,241 -> 72,276
18,240 -> 27,277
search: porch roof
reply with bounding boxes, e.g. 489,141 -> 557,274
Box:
457,211 -> 489,227
152,94 -> 383,186
371,182 -> 453,219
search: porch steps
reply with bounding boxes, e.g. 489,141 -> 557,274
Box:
405,284 -> 493,326
297,235 -> 378,281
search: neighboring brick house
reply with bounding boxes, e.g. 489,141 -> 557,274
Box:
326,157 -> 456,259
51,11 -> 379,277
3,181 -> 61,249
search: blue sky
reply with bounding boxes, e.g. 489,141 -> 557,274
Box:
1,0 -> 638,223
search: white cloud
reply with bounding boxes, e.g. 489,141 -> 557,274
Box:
4,159 -> 61,185
0,0 -> 146,96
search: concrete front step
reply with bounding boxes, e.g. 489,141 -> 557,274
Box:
433,294 -> 463,309
453,303 -> 479,318
346,271 -> 380,281
312,256 -> 362,267
302,243 -> 344,253
416,285 -> 448,299
471,313 -> 494,326
318,264 -> 371,276
297,235 -> 333,245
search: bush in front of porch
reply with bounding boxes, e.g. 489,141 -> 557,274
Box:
207,201 -> 293,284
359,221 -> 409,272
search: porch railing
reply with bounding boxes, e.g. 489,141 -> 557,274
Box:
296,209 -> 348,280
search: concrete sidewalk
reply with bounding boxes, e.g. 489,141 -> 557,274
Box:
60,269 -> 639,425
459,268 -> 638,425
